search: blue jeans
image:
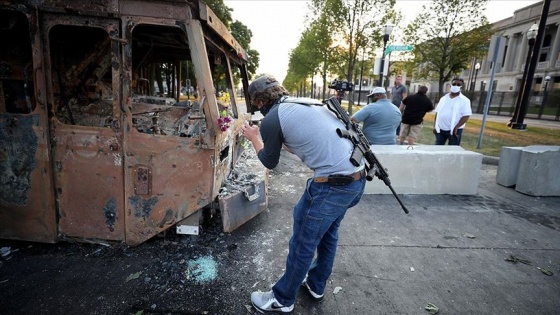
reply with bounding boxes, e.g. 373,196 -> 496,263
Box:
394,104 -> 401,136
435,129 -> 463,145
272,176 -> 366,306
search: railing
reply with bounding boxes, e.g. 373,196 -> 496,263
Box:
427,91 -> 560,121
298,88 -> 560,121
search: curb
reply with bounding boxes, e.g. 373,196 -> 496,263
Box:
483,155 -> 500,165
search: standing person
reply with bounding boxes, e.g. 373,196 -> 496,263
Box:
433,77 -> 472,145
398,85 -> 434,145
242,75 -> 366,314
391,75 -> 408,136
350,87 -> 401,145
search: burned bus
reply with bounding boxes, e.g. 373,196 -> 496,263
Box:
0,0 -> 267,245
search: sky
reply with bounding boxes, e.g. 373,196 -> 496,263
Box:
224,0 -> 541,83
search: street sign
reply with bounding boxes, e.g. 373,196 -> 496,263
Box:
487,35 -> 506,65
384,45 -> 413,56
373,57 -> 389,76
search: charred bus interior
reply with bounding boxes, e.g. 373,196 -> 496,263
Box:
0,10 -> 35,115
48,22 -> 235,136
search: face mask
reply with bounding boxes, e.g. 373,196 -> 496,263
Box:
260,104 -> 270,116
450,85 -> 461,93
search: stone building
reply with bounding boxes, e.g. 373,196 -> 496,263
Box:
346,1 -> 560,120
473,0 -> 560,94
402,0 -> 560,119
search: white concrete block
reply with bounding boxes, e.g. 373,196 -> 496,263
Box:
496,146 -> 524,187
515,146 -> 560,196
364,145 -> 483,195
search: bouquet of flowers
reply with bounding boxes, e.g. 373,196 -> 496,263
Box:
217,110 -> 232,132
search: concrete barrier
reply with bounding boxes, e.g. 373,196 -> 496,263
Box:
514,146 -> 560,196
496,145 -> 560,196
496,146 -> 524,187
364,145 -> 483,195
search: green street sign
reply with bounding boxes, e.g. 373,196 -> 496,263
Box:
385,45 -> 413,56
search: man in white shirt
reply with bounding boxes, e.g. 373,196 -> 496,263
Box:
433,77 -> 472,145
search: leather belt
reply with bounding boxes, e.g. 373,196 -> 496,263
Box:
313,169 -> 364,184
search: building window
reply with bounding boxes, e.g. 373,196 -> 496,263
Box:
543,34 -> 552,47
539,34 -> 552,62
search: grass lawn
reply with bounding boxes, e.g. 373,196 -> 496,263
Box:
418,113 -> 560,156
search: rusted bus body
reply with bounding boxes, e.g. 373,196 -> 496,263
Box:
0,0 -> 266,245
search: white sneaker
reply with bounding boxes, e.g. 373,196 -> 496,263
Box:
251,290 -> 294,314
301,279 -> 324,301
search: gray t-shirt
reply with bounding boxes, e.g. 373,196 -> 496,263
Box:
258,99 -> 362,177
391,84 -> 408,106
351,99 -> 402,145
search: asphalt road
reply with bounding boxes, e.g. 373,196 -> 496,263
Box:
1,150 -> 559,314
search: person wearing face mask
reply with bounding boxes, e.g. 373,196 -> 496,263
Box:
350,86 -> 402,145
433,77 -> 472,145
242,75 -> 366,314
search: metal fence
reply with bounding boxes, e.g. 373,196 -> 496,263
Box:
427,91 -> 560,121
303,89 -> 560,121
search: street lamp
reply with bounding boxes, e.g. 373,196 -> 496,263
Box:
539,75 -> 551,118
471,62 -> 480,92
510,23 -> 539,129
357,49 -> 365,106
378,24 -> 394,87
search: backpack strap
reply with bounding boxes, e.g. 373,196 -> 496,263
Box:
281,97 -> 324,107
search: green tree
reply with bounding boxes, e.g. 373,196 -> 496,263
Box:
285,17 -> 336,99
285,43 -> 315,95
307,0 -> 397,113
308,0 -> 398,79
403,0 -> 493,97
203,0 -> 260,85
230,21 -> 259,78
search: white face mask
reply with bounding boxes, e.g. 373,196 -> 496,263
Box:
450,85 -> 461,93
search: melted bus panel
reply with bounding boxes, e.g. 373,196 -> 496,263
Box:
0,8 -> 57,243
0,0 -> 266,246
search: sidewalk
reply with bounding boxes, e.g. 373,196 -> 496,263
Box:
0,150 -> 558,314
250,150 -> 560,314
469,113 -> 560,130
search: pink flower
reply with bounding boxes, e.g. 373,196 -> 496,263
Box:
217,112 -> 232,132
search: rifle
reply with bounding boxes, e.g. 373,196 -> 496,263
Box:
323,96 -> 409,214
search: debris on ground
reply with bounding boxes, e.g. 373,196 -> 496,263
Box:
0,247 -> 11,260
537,267 -> 554,276
425,303 -> 439,314
333,286 -> 342,294
126,271 -> 143,282
505,254 -> 532,265
186,255 -> 218,283
219,146 -> 266,198
505,255 -> 554,276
